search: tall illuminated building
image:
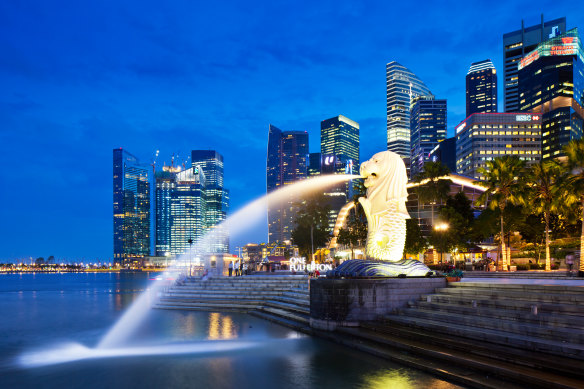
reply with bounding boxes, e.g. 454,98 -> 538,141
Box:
455,113 -> 542,179
503,16 -> 566,112
192,150 -> 229,253
169,166 -> 207,255
409,96 -> 447,178
386,61 -> 432,158
518,28 -> 584,160
320,115 -> 360,227
266,125 -> 309,243
308,152 -> 321,177
154,168 -> 176,256
320,115 -> 359,171
466,60 -> 497,116
113,148 -> 150,265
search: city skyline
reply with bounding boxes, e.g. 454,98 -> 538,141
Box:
2,1 -> 584,260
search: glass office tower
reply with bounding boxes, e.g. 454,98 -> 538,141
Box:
455,113 -> 542,179
266,125 -> 308,243
154,168 -> 177,257
113,148 -> 150,265
503,16 -> 566,112
191,150 -> 229,253
409,96 -> 447,178
386,61 -> 432,158
466,59 -> 498,116
169,166 -> 207,255
518,28 -> 584,160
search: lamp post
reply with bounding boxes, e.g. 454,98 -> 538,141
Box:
434,223 -> 449,269
188,238 -> 193,277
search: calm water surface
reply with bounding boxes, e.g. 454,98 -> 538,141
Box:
0,273 -> 462,389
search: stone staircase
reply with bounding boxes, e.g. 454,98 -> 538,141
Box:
154,275 -> 310,332
465,271 -> 584,279
347,281 -> 584,388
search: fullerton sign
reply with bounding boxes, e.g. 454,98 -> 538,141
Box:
290,257 -> 333,272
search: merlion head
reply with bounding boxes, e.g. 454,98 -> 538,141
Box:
360,151 -> 409,215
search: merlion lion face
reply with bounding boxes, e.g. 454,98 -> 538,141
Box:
360,152 -> 390,189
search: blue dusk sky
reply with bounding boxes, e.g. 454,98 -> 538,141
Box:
1,0 -> 583,262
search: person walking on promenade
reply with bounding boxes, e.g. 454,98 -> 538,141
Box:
228,261 -> 233,277
235,259 -> 240,276
239,260 -> 244,276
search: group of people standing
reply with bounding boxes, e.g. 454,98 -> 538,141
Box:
228,260 -> 246,276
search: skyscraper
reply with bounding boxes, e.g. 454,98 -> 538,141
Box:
320,115 -> 360,171
466,60 -> 498,116
409,96 -> 447,178
386,61 -> 432,158
154,167 -> 178,257
518,28 -> 584,160
503,16 -> 566,112
192,150 -> 229,253
308,152 -> 321,177
266,125 -> 309,243
113,148 -> 150,265
320,114 -> 360,210
169,166 -> 207,255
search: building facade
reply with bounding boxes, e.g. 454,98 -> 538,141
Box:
308,152 -> 321,177
113,148 -> 150,265
192,150 -> 229,253
386,61 -> 432,158
266,125 -> 309,243
409,96 -> 447,178
169,166 -> 207,255
518,28 -> 584,160
455,113 -> 542,179
320,115 -> 360,171
428,137 -> 457,173
154,167 -> 179,256
466,59 -> 498,116
503,16 -> 566,112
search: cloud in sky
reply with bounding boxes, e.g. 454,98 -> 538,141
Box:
0,0 -> 582,260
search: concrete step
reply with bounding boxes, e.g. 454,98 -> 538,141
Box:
450,282 -> 584,294
383,314 -> 584,360
435,288 -> 584,305
396,308 -> 584,343
362,321 -> 584,381
262,300 -> 309,315
411,301 -> 584,329
154,302 -> 259,312
421,294 -> 584,315
174,284 -> 305,291
166,289 -> 287,296
271,295 -> 309,307
339,326 -> 583,389
259,306 -> 309,325
248,311 -> 311,334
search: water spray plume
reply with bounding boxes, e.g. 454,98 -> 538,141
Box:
98,174 -> 358,349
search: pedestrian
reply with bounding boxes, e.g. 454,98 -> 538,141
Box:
566,255 -> 574,273
228,261 -> 233,277
239,260 -> 244,276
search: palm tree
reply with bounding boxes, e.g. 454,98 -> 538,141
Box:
527,161 -> 563,271
563,139 -> 584,276
476,156 -> 526,270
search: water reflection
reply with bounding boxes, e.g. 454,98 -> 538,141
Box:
360,369 -> 460,389
208,313 -> 237,340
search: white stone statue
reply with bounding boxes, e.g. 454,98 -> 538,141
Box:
359,151 -> 409,262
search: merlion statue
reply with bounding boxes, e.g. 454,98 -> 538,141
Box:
359,150 -> 409,261
328,151 -> 433,277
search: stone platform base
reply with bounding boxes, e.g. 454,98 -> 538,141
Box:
310,277 -> 446,331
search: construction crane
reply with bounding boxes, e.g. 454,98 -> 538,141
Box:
150,150 -> 160,175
